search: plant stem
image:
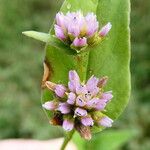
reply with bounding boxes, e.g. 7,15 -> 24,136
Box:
60,130 -> 75,150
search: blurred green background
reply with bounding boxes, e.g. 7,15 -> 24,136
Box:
0,0 -> 149,150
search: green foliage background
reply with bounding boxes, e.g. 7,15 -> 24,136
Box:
0,0 -> 149,149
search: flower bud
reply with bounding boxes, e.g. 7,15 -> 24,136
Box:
95,100 -> 107,110
42,101 -> 57,110
102,91 -> 113,103
76,85 -> 87,95
75,107 -> 87,116
76,95 -> 86,107
72,37 -> 87,47
99,116 -> 113,127
85,13 -> 99,37
55,12 -> 66,28
54,84 -> 66,98
58,103 -> 71,114
67,92 -> 76,105
68,70 -> 80,92
68,24 -> 80,37
86,76 -> 99,95
99,22 -> 112,37
86,98 -> 99,108
62,119 -> 74,131
54,25 -> 66,41
81,116 -> 94,127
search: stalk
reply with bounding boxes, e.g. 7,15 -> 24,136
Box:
60,130 -> 75,150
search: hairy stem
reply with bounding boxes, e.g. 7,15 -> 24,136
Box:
60,130 -> 75,150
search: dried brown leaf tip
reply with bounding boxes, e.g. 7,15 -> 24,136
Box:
49,114 -> 63,126
45,81 -> 57,91
76,124 -> 92,140
97,76 -> 108,88
41,62 -> 50,88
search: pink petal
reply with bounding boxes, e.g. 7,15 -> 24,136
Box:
67,92 -> 76,105
81,116 -> 94,126
99,22 -> 112,37
68,70 -> 80,92
58,103 -> 71,114
86,98 -> 99,108
54,25 -> 66,40
86,76 -> 99,95
85,13 -> 99,36
99,116 -> 113,127
69,70 -> 80,81
62,119 -> 74,131
95,100 -> 107,110
56,12 -> 66,28
102,91 -> 113,102
54,84 -> 66,98
72,37 -> 87,47
42,101 -> 57,110
102,92 -> 113,99
76,95 -> 86,107
76,85 -> 87,95
68,25 -> 80,37
75,107 -> 87,116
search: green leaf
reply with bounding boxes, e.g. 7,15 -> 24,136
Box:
22,31 -> 76,55
87,129 -> 138,150
41,0 -> 130,132
92,0 -> 131,121
22,31 -> 51,43
73,129 -> 138,150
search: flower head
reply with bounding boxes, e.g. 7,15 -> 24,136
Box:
42,70 -> 113,140
54,11 -> 112,52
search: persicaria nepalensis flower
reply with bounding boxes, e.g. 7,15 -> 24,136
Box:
42,70 -> 113,140
54,11 -> 112,52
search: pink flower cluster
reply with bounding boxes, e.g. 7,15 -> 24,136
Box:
42,70 -> 113,136
54,11 -> 112,51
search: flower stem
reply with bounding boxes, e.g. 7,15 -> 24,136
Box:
60,130 -> 75,150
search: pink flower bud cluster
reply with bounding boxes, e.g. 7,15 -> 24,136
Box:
42,70 -> 113,138
54,11 -> 112,51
